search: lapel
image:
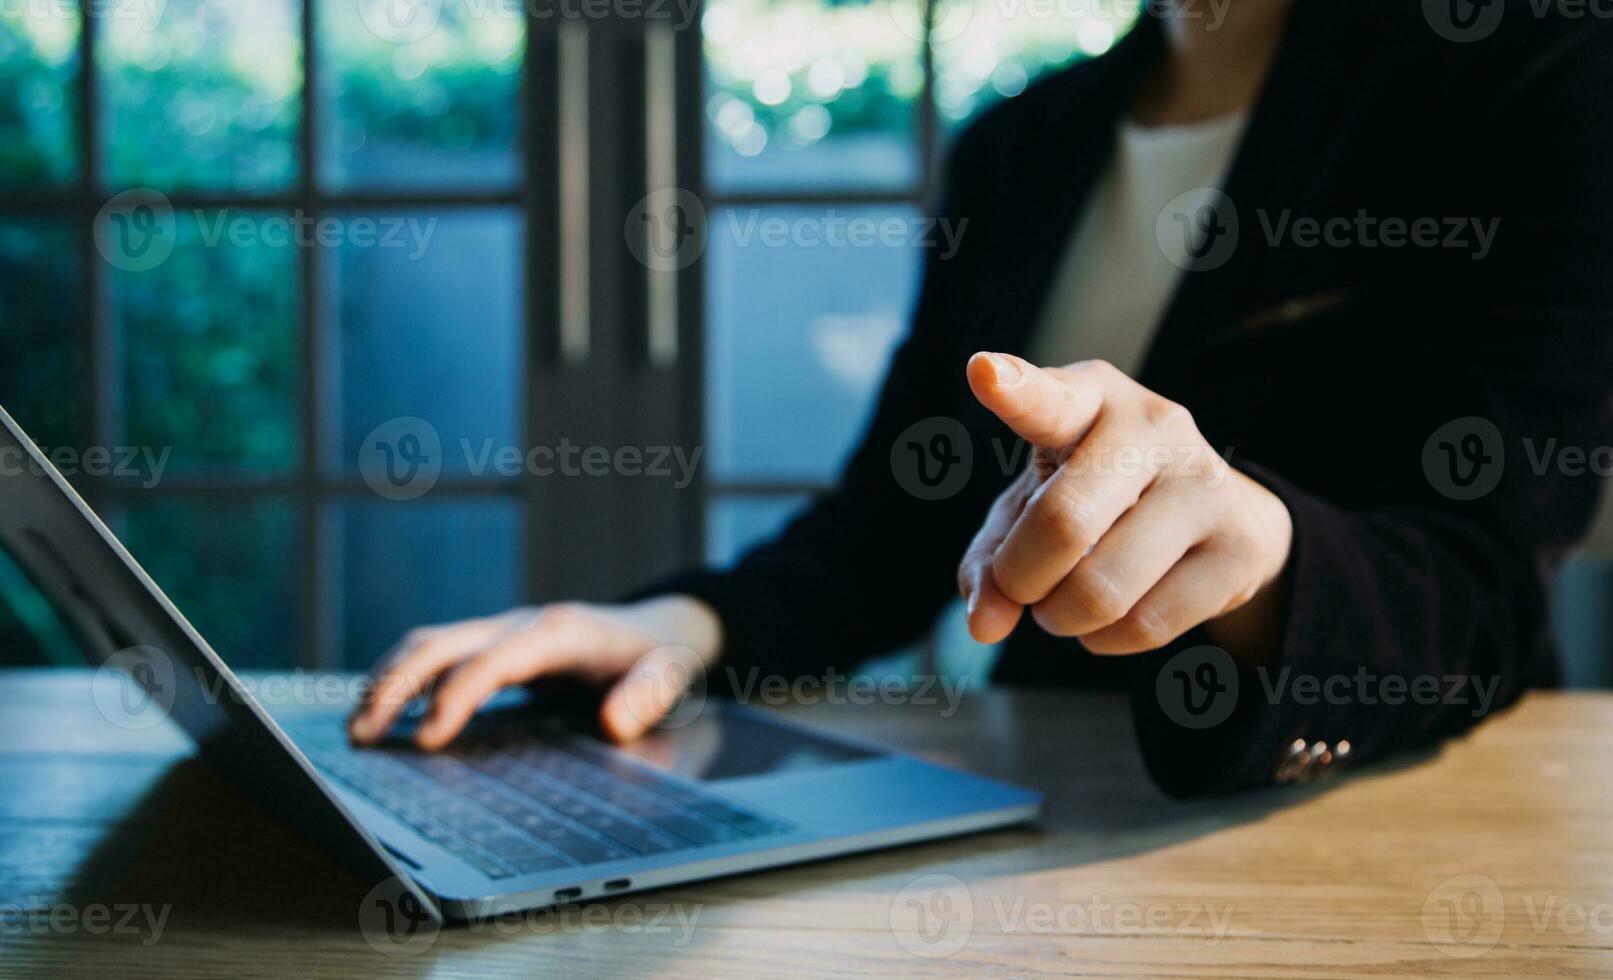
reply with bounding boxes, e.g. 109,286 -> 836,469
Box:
984,1 -> 1395,393
1141,0 -> 1388,392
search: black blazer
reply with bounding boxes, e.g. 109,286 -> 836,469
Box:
652,1 -> 1613,795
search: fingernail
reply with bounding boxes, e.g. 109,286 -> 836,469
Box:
987,354 -> 1022,387
965,588 -> 978,617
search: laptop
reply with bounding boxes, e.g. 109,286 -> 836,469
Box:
0,406 -> 1042,925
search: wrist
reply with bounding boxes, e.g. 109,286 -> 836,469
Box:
1204,476 -> 1293,666
634,594 -> 725,667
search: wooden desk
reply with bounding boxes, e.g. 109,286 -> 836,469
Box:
1,669 -> 1610,977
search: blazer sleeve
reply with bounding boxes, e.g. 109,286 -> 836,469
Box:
637,125 -> 1010,684
1127,23 -> 1613,797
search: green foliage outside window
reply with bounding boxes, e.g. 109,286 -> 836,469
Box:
99,0 -> 303,190
0,9 -> 79,186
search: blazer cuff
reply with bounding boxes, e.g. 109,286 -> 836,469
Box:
1124,460 -> 1365,797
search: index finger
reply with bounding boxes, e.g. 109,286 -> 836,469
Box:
966,352 -> 1107,450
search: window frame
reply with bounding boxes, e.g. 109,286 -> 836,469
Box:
2,4 -> 577,670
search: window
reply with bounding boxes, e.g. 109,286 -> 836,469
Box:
0,0 -> 1128,672
0,0 -> 530,669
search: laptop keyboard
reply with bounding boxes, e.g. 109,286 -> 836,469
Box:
291,724 -> 791,880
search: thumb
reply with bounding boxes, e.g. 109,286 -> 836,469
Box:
960,467 -> 1036,644
966,568 -> 1023,645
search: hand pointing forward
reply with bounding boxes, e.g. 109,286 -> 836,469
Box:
957,353 -> 1292,660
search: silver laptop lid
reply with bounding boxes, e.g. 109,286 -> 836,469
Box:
0,404 -> 440,923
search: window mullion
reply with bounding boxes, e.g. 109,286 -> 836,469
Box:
78,2 -> 108,513
297,0 -> 328,671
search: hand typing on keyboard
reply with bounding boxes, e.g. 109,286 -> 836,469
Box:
347,596 -> 723,751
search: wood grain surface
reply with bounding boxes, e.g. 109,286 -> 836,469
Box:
1,669 -> 1609,978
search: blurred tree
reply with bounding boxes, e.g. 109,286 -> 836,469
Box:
0,9 -> 78,187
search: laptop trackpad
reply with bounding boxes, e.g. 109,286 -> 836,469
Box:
611,707 -> 879,782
